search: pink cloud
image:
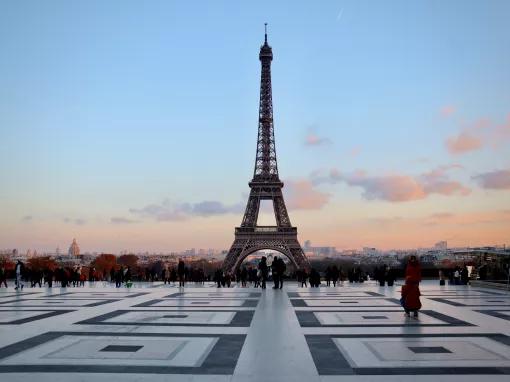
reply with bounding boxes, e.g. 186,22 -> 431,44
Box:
420,164 -> 464,180
423,180 -> 471,196
472,169 -> 510,190
349,146 -> 362,157
444,118 -> 490,154
346,174 -> 426,202
284,179 -> 331,209
440,105 -> 456,117
492,114 -> 510,146
304,133 -> 331,146
312,165 -> 470,202
420,165 -> 470,196
446,131 -> 483,154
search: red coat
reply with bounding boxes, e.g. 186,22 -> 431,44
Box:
405,262 -> 422,283
401,283 -> 421,310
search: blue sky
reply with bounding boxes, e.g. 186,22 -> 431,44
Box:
1,1 -> 509,252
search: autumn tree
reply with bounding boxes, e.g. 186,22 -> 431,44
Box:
0,256 -> 15,278
118,254 -> 139,270
27,256 -> 57,271
91,254 -> 117,279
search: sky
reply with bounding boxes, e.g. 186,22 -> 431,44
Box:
1,0 -> 509,253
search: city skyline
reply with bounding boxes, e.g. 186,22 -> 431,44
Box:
1,1 -> 509,253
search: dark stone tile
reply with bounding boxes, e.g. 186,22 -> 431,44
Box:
76,309 -> 255,327
100,345 -> 143,352
408,346 -> 452,354
362,315 -> 388,319
162,314 -> 188,319
475,310 -> 510,321
0,310 -> 74,325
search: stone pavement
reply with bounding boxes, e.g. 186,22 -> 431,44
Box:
0,280 -> 509,381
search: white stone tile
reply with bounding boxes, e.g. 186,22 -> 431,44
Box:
149,300 -> 247,307
333,336 -> 510,368
0,335 -> 218,367
0,310 -> 48,323
301,299 -> 397,307
0,299 -> 114,307
102,311 -> 236,325
314,311 -> 444,325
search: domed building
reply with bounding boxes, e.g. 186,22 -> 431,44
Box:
68,238 -> 80,257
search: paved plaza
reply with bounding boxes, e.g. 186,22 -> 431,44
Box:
0,281 -> 509,381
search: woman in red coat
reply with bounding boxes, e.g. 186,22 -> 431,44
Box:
401,255 -> 422,317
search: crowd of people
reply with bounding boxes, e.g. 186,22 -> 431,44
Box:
0,258 -> 204,289
373,265 -> 397,286
439,266 -> 470,286
1,255 -> 469,320
212,256 -> 285,290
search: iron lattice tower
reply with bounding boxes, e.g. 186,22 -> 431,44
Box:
223,26 -> 310,273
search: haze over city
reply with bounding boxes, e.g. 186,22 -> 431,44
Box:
1,0 -> 509,254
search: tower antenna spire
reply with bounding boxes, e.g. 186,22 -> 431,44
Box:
264,23 -> 268,43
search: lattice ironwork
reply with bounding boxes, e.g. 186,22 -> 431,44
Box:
223,26 -> 310,273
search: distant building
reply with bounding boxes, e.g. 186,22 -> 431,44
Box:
68,238 -> 80,257
434,241 -> 447,251
302,240 -> 336,257
363,247 -> 379,256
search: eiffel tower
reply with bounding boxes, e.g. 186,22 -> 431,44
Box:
223,25 -> 310,273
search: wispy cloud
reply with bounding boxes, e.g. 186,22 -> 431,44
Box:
348,146 -> 362,157
440,105 -> 456,117
472,169 -> 510,190
304,133 -> 331,147
129,199 -> 244,222
21,215 -> 33,222
444,116 -> 510,154
446,130 -> 483,154
370,210 -> 510,230
63,217 -> 86,225
420,164 -> 470,196
111,217 -> 139,224
311,165 -> 469,202
492,114 -> 510,147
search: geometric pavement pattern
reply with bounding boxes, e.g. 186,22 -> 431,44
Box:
0,281 -> 509,381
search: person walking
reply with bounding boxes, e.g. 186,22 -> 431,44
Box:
115,267 -> 123,288
461,265 -> 469,285
277,257 -> 286,289
271,256 -> 280,289
331,265 -> 339,287
254,268 -> 260,288
258,257 -> 268,289
453,268 -> 460,285
214,268 -> 223,288
325,266 -> 332,287
386,265 -> 396,287
14,260 -> 24,290
177,259 -> 186,288
45,268 -> 54,288
401,255 -> 422,317
0,264 -> 8,288
299,268 -> 308,288
240,267 -> 248,287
